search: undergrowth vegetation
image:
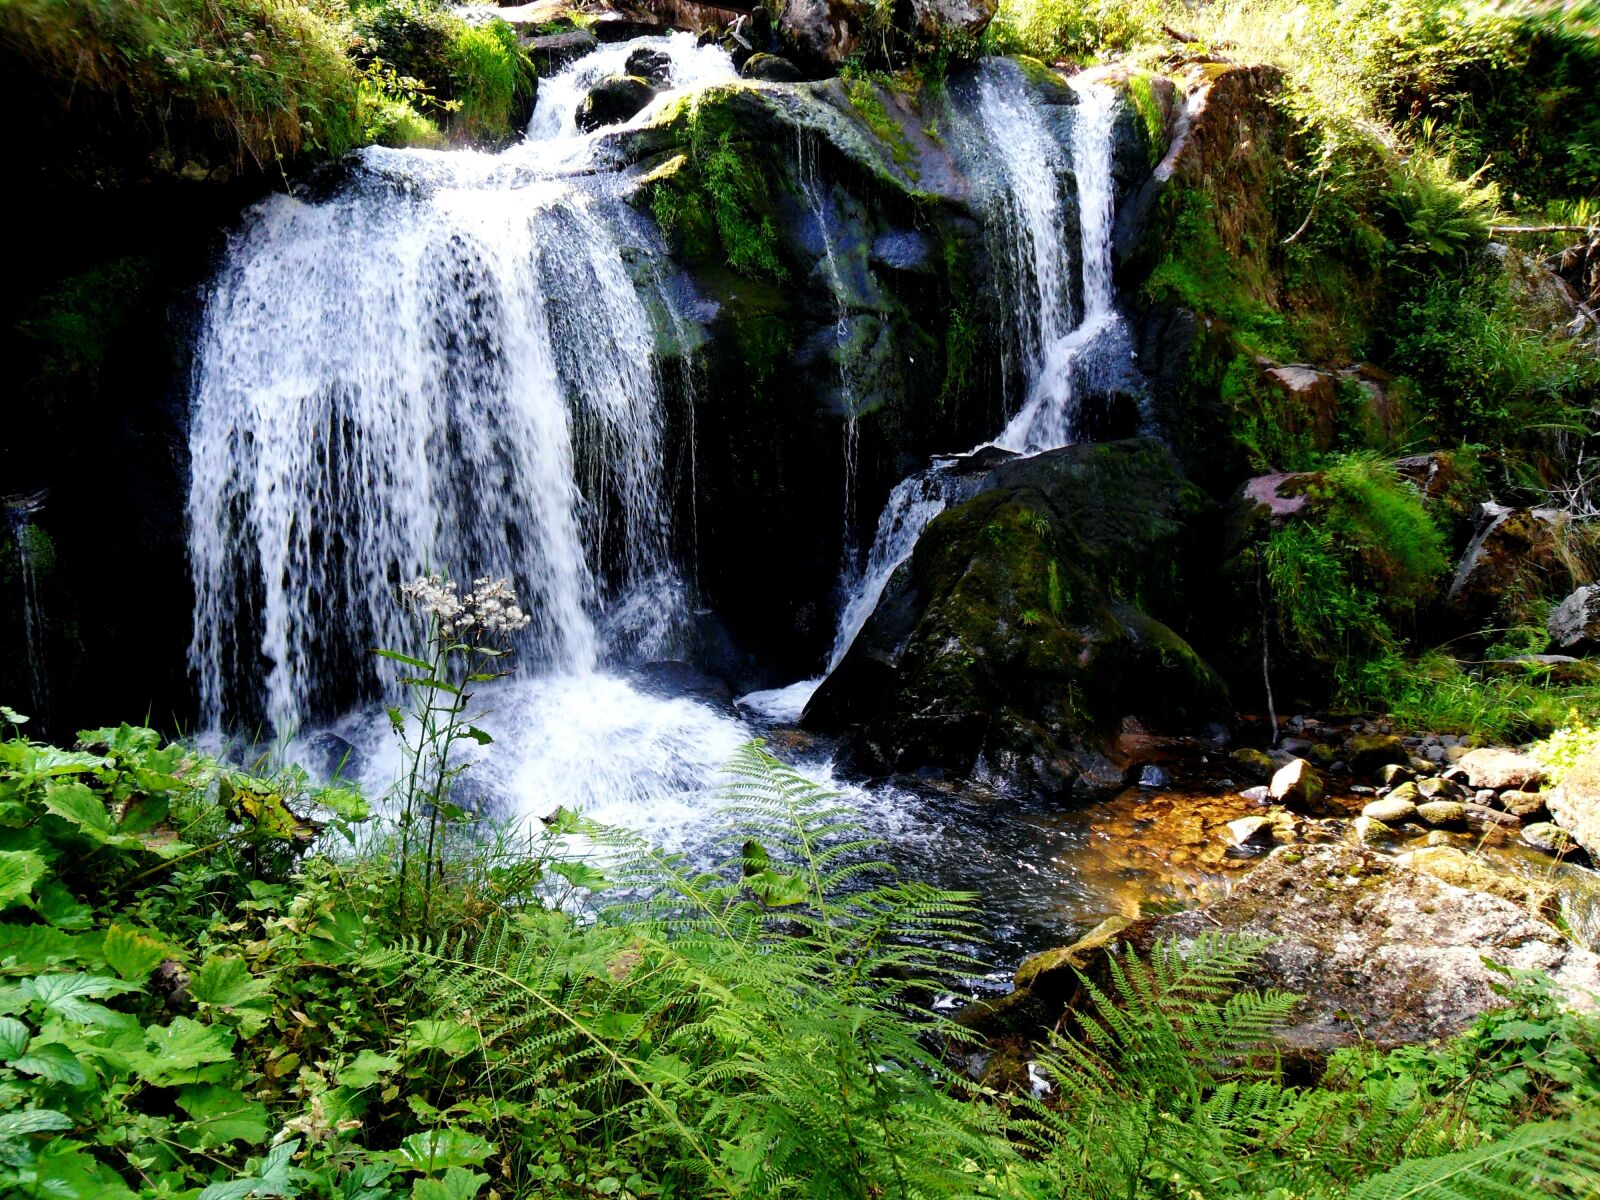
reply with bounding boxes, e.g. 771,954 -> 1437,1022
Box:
3,705 -> 1599,1199
0,0 -> 534,179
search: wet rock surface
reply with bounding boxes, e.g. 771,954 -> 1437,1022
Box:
805,439 -> 1229,796
1141,844 -> 1599,1050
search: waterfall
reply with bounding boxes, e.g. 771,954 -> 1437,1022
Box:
779,66 -> 1128,701
4,494 -> 50,724
188,34 -> 733,735
994,79 -> 1126,453
797,131 -> 863,573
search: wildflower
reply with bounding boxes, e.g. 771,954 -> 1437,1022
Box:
402,574 -> 531,643
249,53 -> 266,65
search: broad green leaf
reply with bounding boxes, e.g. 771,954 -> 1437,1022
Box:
132,1016 -> 235,1086
551,861 -> 611,892
412,1166 -> 489,1200
0,707 -> 28,726
0,1107 -> 73,1141
11,1041 -> 88,1086
461,726 -> 493,746
0,1016 -> 28,1058
117,791 -> 170,835
0,923 -> 90,974
388,1128 -> 495,1171
337,1048 -> 400,1088
178,1083 -> 271,1148
594,1011 -> 646,1042
20,973 -> 139,1025
744,867 -> 809,907
190,956 -> 272,1010
407,1019 -> 477,1057
21,1142 -> 138,1200
0,850 -> 45,909
34,882 -> 93,930
42,783 -> 116,837
102,924 -> 173,982
197,1138 -> 303,1200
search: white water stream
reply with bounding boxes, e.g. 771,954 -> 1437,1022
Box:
741,66 -> 1129,722
186,45 -> 1139,958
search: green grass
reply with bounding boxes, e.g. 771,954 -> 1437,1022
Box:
446,19 -> 535,143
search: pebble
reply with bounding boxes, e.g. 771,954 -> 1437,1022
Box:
1416,800 -> 1467,827
1522,822 -> 1574,855
1239,785 -> 1271,804
1138,764 -> 1170,789
1363,797 -> 1418,823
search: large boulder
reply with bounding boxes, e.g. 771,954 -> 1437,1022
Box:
803,439 -> 1229,795
577,75 -> 655,131
776,0 -> 871,65
910,0 -> 999,40
1144,844 -> 1600,1051
1546,749 -> 1600,859
1548,584 -> 1600,653
1447,502 -> 1587,629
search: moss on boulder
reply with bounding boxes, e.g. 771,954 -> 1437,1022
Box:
804,439 -> 1230,795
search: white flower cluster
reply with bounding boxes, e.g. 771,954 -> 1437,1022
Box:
401,574 -> 533,642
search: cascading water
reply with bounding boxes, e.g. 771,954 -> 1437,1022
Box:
4,493 -> 50,724
187,34 -> 765,837
742,63 -> 1129,721
994,79 -> 1128,453
796,132 -> 863,574
189,34 -> 734,736
184,42 -> 1155,962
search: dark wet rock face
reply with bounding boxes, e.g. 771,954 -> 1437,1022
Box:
625,46 -> 674,86
1549,584 -> 1600,652
577,75 -> 655,131
1447,503 -> 1587,629
740,52 -> 803,81
804,439 -> 1229,796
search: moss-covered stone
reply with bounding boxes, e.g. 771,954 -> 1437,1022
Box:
805,439 -> 1230,794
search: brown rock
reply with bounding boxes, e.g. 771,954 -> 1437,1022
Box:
1547,750 -> 1600,858
1270,757 -> 1326,813
1456,748 -> 1545,791
1143,845 -> 1598,1052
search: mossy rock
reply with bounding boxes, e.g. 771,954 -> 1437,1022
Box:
805,439 -> 1230,795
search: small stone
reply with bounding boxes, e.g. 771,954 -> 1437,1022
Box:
1417,776 -> 1459,800
1230,747 -> 1275,782
1363,797 -> 1418,823
1226,816 -> 1277,848
1474,789 -> 1498,806
1307,743 -> 1337,768
1346,733 -> 1408,774
1330,760 -> 1349,773
1410,756 -> 1440,776
1384,781 -> 1421,806
1280,737 -> 1312,755
1422,830 -> 1454,846
1350,815 -> 1392,845
1377,763 -> 1415,786
740,52 -> 804,82
1138,764 -> 1169,789
1350,784 -> 1377,796
1457,748 -> 1545,791
1522,822 -> 1575,855
1424,744 -> 1446,763
1270,758 -> 1326,812
1416,800 -> 1467,827
1499,790 -> 1548,819
1463,803 -> 1523,832
1238,785 -> 1270,804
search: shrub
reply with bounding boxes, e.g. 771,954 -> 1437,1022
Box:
1388,260 -> 1599,443
2,0 -> 365,171
1262,454 -> 1446,698
446,19 -> 535,143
